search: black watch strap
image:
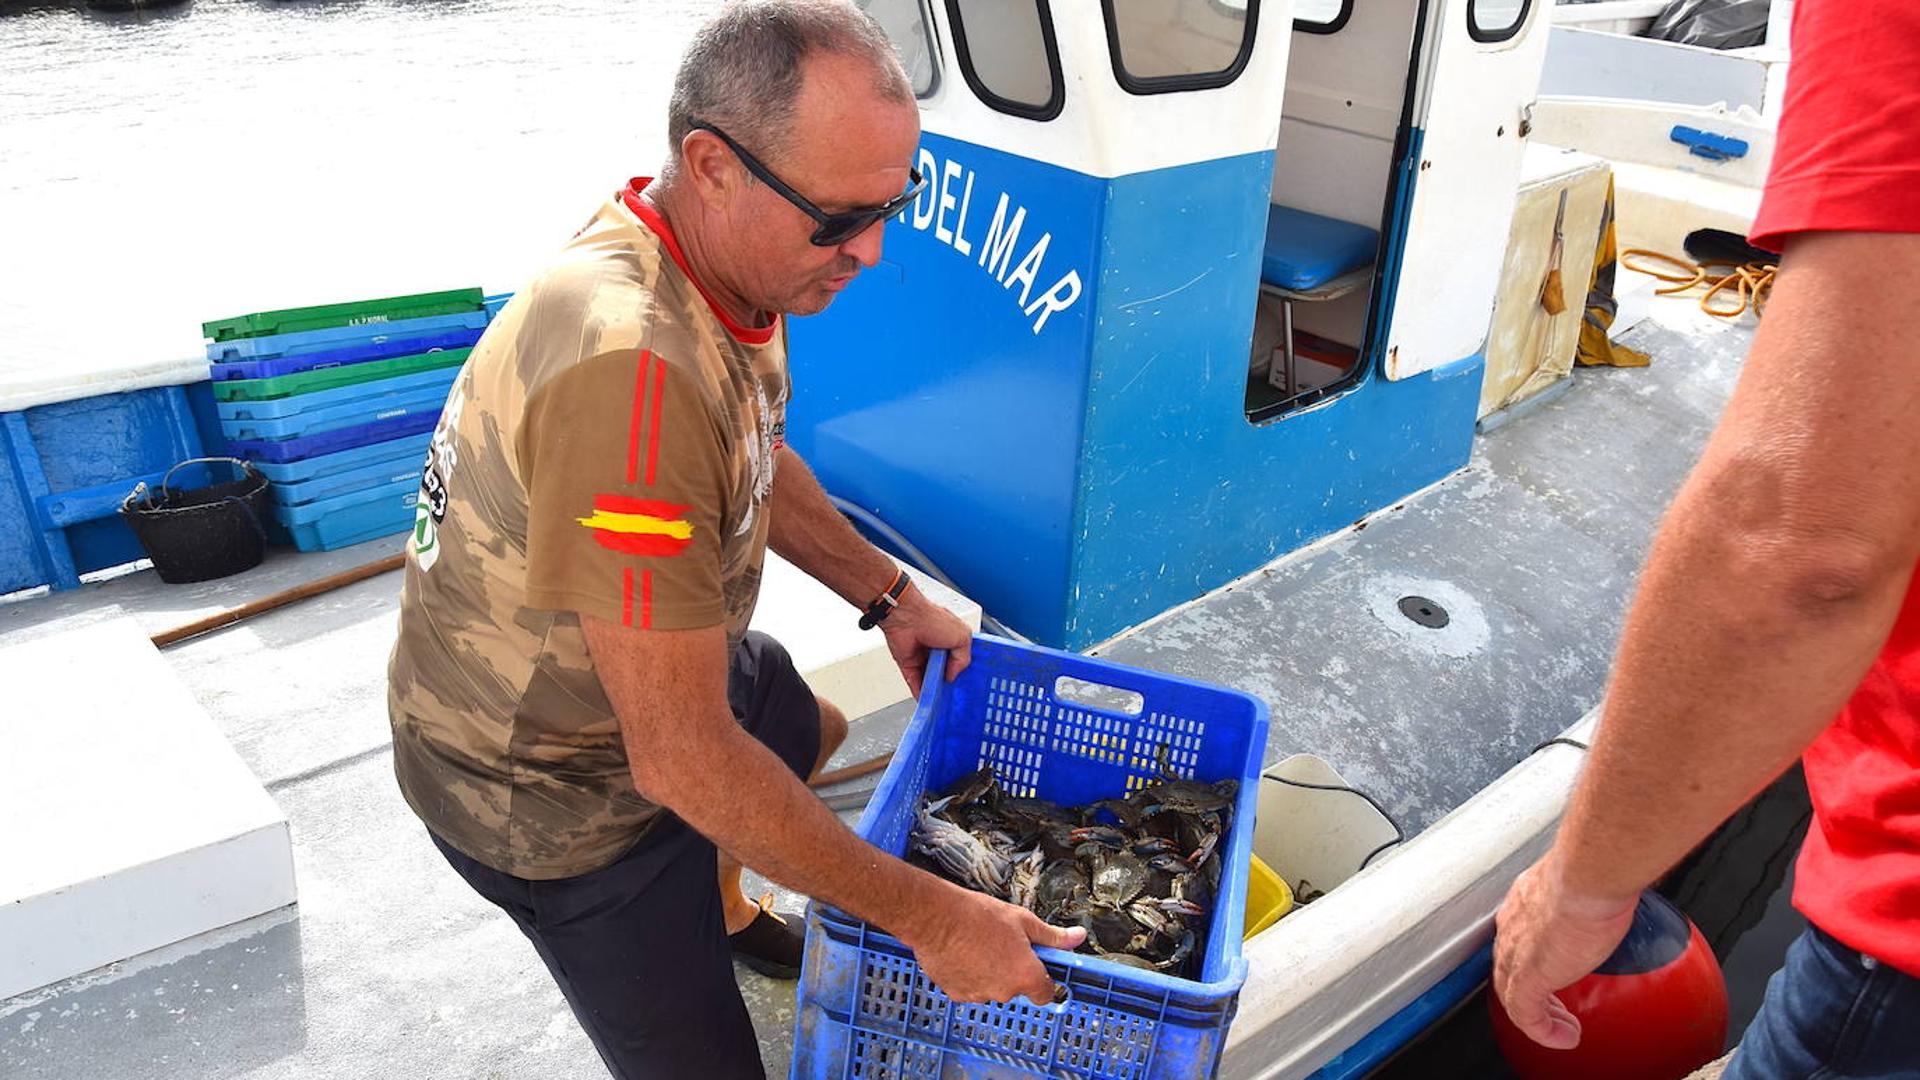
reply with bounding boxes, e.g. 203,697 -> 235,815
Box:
859,570 -> 910,630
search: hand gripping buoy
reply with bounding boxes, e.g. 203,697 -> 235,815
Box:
1491,890 -> 1729,1080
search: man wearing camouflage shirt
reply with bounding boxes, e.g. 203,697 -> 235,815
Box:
385,3 -> 1083,1077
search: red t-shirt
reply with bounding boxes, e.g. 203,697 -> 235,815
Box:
1749,0 -> 1920,976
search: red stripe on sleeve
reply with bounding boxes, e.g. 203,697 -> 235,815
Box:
626,350 -> 652,484
622,566 -> 635,627
640,569 -> 655,629
645,357 -> 666,486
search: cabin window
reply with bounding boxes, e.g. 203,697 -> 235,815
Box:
859,0 -> 941,98
1293,0 -> 1351,34
1469,0 -> 1530,43
1102,0 -> 1259,93
945,0 -> 1064,120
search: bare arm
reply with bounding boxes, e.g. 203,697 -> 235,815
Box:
1495,231 -> 1920,1046
581,616 -> 1081,1002
768,445 -> 899,606
766,445 -> 971,693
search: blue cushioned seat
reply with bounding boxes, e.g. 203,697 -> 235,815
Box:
1260,204 -> 1380,293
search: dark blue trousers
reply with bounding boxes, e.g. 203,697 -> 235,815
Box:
430,632 -> 821,1080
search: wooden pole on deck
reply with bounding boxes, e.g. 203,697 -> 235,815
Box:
150,553 -> 406,649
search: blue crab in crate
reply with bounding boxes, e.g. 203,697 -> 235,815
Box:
909,762 -> 1237,979
791,635 -> 1269,1080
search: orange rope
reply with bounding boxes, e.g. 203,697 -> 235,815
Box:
1621,248 -> 1775,319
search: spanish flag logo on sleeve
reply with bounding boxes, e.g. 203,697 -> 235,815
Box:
576,495 -> 695,556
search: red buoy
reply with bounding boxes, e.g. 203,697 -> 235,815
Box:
1491,890 -> 1728,1080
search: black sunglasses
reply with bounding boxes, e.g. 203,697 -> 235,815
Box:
690,120 -> 927,247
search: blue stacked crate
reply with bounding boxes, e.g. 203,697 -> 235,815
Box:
203,288 -> 493,552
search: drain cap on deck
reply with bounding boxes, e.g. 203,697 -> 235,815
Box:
1368,577 -> 1488,658
1397,595 -> 1450,628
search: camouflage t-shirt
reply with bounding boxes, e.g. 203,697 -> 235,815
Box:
387,178 -> 788,880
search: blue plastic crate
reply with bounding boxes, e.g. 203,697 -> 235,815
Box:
268,452 -> 424,508
205,311 -> 490,362
217,375 -> 453,442
268,475 -> 419,552
216,366 -> 460,423
790,636 -> 1269,1080
228,412 -> 438,464
209,326 -> 484,382
252,432 -> 432,486
483,292 -> 514,320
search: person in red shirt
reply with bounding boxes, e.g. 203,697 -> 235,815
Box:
1492,1 -> 1920,1075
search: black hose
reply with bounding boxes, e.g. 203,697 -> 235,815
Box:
1259,772 -> 1407,872
1531,735 -> 1591,754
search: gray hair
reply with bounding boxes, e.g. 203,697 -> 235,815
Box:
667,0 -> 914,168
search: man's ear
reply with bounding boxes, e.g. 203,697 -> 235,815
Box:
680,129 -> 742,204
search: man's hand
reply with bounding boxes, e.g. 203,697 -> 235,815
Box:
881,581 -> 972,696
1492,854 -> 1637,1050
898,883 -> 1087,1005
760,446 -> 977,692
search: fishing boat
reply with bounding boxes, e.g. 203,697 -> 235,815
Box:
1531,0 -> 1792,255
0,1 -> 1785,1078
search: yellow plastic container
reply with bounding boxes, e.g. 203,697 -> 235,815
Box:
1242,853 -> 1294,939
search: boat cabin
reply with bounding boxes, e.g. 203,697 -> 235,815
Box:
788,0 -> 1552,649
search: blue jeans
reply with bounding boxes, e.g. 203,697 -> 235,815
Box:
1724,924 -> 1920,1079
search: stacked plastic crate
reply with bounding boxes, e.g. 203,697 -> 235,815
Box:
204,288 -> 492,552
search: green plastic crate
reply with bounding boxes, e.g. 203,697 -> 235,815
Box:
201,287 -> 485,342
211,348 -> 472,402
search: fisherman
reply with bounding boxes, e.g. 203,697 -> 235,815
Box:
386,3 -> 1082,1076
1493,0 -> 1920,1073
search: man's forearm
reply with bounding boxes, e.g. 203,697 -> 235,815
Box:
1546,233 -> 1920,905
584,614 -> 958,947
767,446 -> 898,606
1550,488 -> 1907,903
641,712 -> 954,944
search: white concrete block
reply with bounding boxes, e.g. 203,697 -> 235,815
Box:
0,618 -> 295,1000
751,554 -> 981,721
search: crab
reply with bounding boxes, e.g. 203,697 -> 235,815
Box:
1172,858 -> 1214,911
974,826 -> 1020,859
1165,808 -> 1225,868
1081,796 -> 1145,831
1033,822 -> 1082,861
1080,904 -> 1154,957
937,766 -> 1000,809
1137,778 -> 1237,818
1157,928 -> 1197,974
1141,852 -> 1190,903
1089,849 -> 1149,908
1033,859 -> 1090,922
1007,848 -> 1046,911
1130,835 -> 1181,859
907,758 -> 1239,979
910,800 -> 1011,897
998,796 -> 1077,842
1067,825 -> 1129,851
1124,898 -> 1179,939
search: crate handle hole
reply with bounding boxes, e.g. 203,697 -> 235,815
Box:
1053,676 -> 1143,717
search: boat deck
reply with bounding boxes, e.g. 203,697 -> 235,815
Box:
0,297 -> 1753,1079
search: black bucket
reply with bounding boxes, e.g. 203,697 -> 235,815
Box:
119,457 -> 271,584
